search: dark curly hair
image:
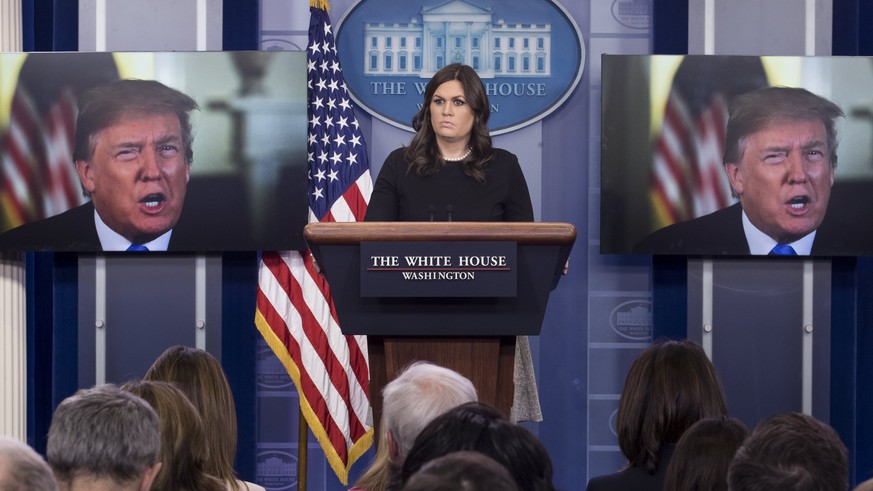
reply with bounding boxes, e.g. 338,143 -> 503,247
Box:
389,402 -> 556,491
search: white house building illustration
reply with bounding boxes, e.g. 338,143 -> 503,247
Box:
362,0 -> 551,78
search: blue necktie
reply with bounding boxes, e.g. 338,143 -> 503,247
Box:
126,244 -> 149,252
769,244 -> 797,256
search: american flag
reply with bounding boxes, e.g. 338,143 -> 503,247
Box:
649,56 -> 768,228
254,0 -> 374,484
0,82 -> 83,232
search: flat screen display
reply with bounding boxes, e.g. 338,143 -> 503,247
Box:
601,55 -> 873,256
0,51 -> 308,252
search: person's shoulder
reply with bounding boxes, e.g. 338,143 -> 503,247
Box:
491,147 -> 519,161
587,466 -> 664,491
0,203 -> 96,251
378,147 -> 409,172
236,480 -> 266,491
585,468 -> 634,491
488,148 -> 523,174
385,147 -> 407,161
633,204 -> 745,255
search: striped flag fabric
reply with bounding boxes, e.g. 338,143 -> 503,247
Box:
649,56 -> 769,228
0,82 -> 83,231
0,53 -> 118,233
254,0 -> 374,484
650,90 -> 731,226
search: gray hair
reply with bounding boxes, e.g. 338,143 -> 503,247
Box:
46,384 -> 160,486
73,79 -> 199,165
723,86 -> 844,169
0,437 -> 58,491
382,362 -> 478,458
728,412 -> 848,491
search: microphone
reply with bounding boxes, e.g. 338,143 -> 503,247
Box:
428,205 -> 435,222
446,204 -> 453,222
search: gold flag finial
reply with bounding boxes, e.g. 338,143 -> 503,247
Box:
310,0 -> 330,12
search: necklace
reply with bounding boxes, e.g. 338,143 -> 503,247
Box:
440,147 -> 472,162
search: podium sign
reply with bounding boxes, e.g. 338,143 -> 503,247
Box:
304,222 -> 575,336
360,241 -> 517,297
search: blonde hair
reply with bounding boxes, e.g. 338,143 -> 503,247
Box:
145,346 -> 241,490
121,380 -> 224,491
353,421 -> 393,491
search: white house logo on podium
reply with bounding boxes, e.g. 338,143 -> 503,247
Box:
336,0 -> 584,134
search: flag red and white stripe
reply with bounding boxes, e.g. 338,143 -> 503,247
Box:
254,0 -> 373,484
648,56 -> 769,229
1,85 -> 83,230
651,91 -> 732,226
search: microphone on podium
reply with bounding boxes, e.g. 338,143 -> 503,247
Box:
446,204 -> 453,222
428,205 -> 436,222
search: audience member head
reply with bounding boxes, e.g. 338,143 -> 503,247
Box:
401,451 -> 520,491
382,361 -> 478,461
616,338 -> 727,474
46,384 -> 161,491
144,345 -> 240,489
664,416 -> 748,491
120,380 -> 224,491
0,436 -> 58,491
728,412 -> 848,491
397,402 -> 555,491
855,477 -> 873,491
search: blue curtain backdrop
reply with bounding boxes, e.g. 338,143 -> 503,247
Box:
25,252 -> 77,454
22,0 -> 78,51
650,0 -> 688,341
218,0 -> 259,479
222,252 -> 261,481
833,0 -> 873,56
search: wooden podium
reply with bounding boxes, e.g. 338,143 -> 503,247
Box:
304,222 -> 575,424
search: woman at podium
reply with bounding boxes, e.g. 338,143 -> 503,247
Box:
365,63 -> 540,423
365,63 -> 534,223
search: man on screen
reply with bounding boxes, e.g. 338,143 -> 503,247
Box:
0,79 -> 199,252
635,86 -> 871,255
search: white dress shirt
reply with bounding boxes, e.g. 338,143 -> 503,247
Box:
741,210 -> 815,255
93,209 -> 173,251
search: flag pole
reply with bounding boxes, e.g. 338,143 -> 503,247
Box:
298,410 -> 308,491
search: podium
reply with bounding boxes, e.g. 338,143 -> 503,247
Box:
304,222 -> 575,423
